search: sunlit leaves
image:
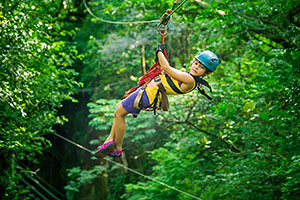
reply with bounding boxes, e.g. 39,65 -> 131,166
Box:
0,0 -> 81,197
64,165 -> 108,199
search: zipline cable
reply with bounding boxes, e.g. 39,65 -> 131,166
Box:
25,172 -> 61,200
83,0 -> 159,24
18,163 -> 68,199
169,0 -> 188,17
52,132 -> 202,200
21,178 -> 49,200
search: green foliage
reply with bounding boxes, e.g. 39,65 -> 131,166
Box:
64,165 -> 107,200
2,0 -> 299,199
0,0 -> 81,198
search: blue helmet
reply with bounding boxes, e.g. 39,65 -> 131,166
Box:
195,50 -> 219,72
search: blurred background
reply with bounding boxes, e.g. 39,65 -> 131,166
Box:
1,0 -> 299,199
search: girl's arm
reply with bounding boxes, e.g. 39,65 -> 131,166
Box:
157,52 -> 194,85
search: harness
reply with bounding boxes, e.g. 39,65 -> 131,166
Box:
133,76 -> 168,116
132,72 -> 213,116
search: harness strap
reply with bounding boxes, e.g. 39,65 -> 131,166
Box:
197,78 -> 213,100
149,81 -> 169,115
134,76 -> 169,115
165,74 -> 184,94
157,81 -> 169,111
151,90 -> 160,115
166,72 -> 213,100
198,78 -> 212,92
197,86 -> 213,100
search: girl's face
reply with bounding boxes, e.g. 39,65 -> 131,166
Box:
189,59 -> 208,76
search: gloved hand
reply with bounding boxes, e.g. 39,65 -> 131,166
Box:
155,43 -> 166,62
155,43 -> 166,55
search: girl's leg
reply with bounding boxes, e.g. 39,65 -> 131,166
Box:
112,104 -> 128,151
103,102 -> 128,151
104,102 -> 122,143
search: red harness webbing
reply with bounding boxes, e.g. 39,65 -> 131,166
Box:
123,29 -> 167,99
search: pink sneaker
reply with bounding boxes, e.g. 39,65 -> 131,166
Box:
108,149 -> 123,157
95,141 -> 116,158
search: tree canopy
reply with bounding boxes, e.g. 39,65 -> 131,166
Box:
1,0 -> 299,199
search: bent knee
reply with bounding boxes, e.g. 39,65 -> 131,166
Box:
116,102 -> 122,109
114,104 -> 128,118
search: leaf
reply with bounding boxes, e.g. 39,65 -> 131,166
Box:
259,112 -> 269,121
89,139 -> 100,145
243,101 -> 255,112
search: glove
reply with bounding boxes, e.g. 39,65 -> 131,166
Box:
155,43 -> 166,62
155,43 -> 166,55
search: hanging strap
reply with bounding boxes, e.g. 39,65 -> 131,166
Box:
198,78 -> 212,92
157,81 -> 169,111
197,78 -> 213,100
197,86 -> 212,100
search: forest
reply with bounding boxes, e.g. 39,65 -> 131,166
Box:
1,0 -> 299,199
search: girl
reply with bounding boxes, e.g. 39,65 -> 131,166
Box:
95,44 -> 219,158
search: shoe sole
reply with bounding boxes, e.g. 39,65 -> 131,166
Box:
94,142 -> 117,158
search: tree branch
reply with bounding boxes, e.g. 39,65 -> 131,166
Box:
161,116 -> 242,153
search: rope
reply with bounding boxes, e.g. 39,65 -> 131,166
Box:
83,0 -> 159,25
52,132 -> 202,200
17,163 -> 67,199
